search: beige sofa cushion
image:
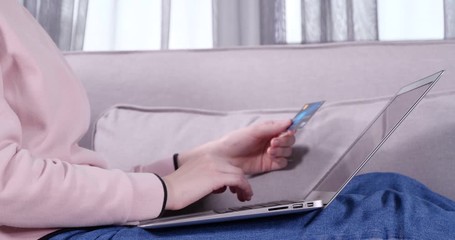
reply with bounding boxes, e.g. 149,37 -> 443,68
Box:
66,41 -> 455,149
93,90 -> 455,206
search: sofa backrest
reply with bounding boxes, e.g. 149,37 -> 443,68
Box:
64,40 -> 455,149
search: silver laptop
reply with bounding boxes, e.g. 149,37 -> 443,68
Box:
138,70 -> 444,229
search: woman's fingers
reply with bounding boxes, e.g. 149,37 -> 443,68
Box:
268,147 -> 293,158
250,120 -> 293,139
271,132 -> 295,147
270,157 -> 288,171
219,164 -> 253,201
268,131 -> 295,160
219,176 -> 252,201
212,186 -> 227,194
163,159 -> 253,210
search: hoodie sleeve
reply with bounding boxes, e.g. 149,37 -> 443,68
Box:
0,72 -> 167,228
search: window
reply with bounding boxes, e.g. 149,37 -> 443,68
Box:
83,0 -> 446,51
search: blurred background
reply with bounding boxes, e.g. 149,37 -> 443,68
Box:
19,0 -> 455,51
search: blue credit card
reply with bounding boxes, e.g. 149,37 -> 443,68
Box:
287,101 -> 325,132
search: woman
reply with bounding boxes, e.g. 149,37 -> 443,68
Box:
1,1 -> 454,239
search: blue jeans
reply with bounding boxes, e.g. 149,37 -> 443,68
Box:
45,173 -> 455,239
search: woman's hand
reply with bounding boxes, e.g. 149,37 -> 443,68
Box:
215,119 -> 295,175
162,120 -> 295,211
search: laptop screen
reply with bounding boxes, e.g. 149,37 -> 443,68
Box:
305,71 -> 443,205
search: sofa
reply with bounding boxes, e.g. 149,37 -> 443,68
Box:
64,40 -> 455,211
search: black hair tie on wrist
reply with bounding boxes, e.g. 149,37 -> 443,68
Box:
173,153 -> 179,170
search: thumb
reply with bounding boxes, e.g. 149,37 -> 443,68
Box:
251,120 -> 292,138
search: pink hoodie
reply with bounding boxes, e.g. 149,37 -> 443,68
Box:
0,1 -> 174,239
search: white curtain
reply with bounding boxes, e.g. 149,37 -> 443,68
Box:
378,0 -> 445,40
211,0 -> 378,46
83,0 -> 163,51
212,0 -> 261,47
83,0 -> 213,51
22,0 -> 88,51
84,0 -> 378,50
444,0 -> 455,38
22,0 -> 455,51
